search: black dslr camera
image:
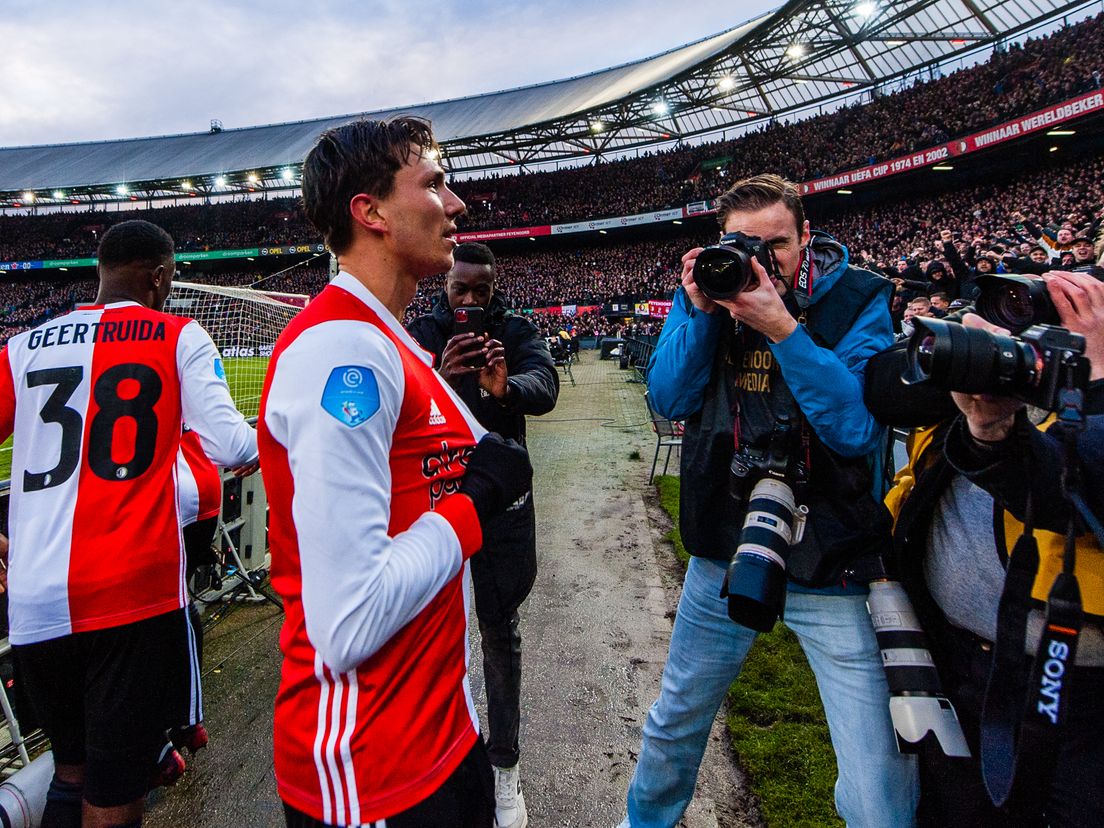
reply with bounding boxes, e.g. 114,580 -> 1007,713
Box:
692,232 -> 782,300
722,416 -> 809,633
903,319 -> 1089,411
974,274 -> 1060,333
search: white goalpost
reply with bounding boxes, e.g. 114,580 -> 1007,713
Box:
166,282 -> 308,418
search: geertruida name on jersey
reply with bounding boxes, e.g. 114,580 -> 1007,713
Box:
27,319 -> 167,350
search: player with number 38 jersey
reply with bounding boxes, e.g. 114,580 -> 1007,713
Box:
0,301 -> 256,645
0,220 -> 260,827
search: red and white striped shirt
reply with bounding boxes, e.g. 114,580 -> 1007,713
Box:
259,272 -> 486,824
0,301 -> 258,645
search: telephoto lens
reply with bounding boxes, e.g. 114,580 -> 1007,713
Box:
724,478 -> 808,632
692,232 -> 777,300
866,581 -> 971,757
902,316 -> 1038,396
902,318 -> 1087,410
974,274 -> 1059,334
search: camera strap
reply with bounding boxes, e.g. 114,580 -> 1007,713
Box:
981,388 -> 1097,810
793,247 -> 814,311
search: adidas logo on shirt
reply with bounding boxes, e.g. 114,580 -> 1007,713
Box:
428,399 -> 446,426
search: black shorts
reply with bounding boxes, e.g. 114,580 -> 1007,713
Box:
12,607 -> 201,807
283,738 -> 494,828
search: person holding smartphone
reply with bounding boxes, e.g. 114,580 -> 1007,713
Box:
407,242 -> 559,828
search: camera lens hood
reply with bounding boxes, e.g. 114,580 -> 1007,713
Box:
974,274 -> 1059,334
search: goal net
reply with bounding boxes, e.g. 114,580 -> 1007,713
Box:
167,282 -> 308,418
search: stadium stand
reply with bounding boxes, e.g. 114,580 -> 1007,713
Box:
3,8 -> 1104,350
4,139 -> 1102,346
3,12 -> 1103,257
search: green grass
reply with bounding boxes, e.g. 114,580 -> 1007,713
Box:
654,474 -> 843,827
0,357 -> 268,484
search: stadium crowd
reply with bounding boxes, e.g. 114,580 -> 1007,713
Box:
5,141 -> 1103,346
0,199 -> 316,263
453,12 -> 1104,229
3,13 -> 1104,266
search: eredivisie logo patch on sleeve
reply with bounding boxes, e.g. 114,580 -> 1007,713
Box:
320,365 -> 380,427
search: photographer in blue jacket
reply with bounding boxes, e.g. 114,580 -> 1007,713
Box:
618,174 -> 918,828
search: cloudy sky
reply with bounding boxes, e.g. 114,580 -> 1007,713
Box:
0,0 -> 779,148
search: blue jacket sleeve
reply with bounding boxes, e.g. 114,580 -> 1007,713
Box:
768,290 -> 894,458
646,287 -> 724,420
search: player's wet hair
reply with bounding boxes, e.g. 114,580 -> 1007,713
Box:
97,220 -> 174,269
301,116 -> 439,255
453,242 -> 495,269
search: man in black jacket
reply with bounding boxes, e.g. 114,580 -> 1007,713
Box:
407,242 -> 558,828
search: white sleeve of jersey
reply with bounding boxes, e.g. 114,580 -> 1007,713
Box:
264,320 -> 466,674
177,321 -> 259,467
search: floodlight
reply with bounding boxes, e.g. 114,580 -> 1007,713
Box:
22,192 -> 34,203
215,176 -> 227,187
247,173 -> 259,184
652,101 -> 669,116
52,190 -> 64,200
280,168 -> 294,181
181,180 -> 193,190
590,120 -> 604,133
718,77 -> 736,91
854,2 -> 877,19
116,185 -> 128,195
786,43 -> 806,59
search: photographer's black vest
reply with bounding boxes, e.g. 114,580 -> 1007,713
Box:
679,266 -> 894,587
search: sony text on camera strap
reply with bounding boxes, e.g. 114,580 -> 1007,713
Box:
980,379 -> 1104,808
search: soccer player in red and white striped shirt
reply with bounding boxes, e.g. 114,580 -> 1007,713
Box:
261,117 -> 532,828
0,220 -> 258,828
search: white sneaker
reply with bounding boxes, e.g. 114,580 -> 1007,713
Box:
493,764 -> 528,828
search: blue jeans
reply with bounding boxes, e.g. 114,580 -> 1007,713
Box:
620,557 -> 918,828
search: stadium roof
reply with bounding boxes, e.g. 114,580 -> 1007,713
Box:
0,0 -> 1092,204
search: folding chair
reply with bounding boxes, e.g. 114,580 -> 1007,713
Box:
0,640 -> 31,771
550,338 -> 575,387
645,391 -> 683,482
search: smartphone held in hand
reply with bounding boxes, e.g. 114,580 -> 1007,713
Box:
453,306 -> 486,368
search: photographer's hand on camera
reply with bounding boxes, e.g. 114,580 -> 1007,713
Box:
1043,270 -> 1104,379
439,332 -> 488,386
459,432 -> 533,527
714,256 -> 798,343
680,247 -> 716,314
